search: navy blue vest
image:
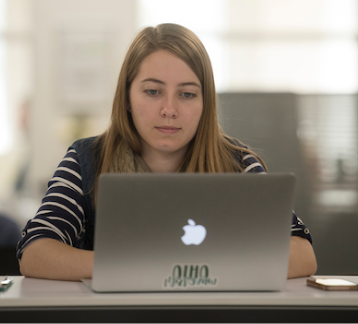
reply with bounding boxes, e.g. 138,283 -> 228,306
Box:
70,136 -> 99,250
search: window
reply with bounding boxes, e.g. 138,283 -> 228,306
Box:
137,0 -> 358,94
0,0 -> 10,156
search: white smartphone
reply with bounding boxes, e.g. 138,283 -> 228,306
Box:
307,277 -> 358,291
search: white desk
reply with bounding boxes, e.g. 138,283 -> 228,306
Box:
1,276 -> 358,322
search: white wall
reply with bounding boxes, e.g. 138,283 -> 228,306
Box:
29,0 -> 137,197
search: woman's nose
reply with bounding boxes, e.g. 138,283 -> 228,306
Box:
160,96 -> 178,118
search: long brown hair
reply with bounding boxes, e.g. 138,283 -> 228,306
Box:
94,23 -> 266,196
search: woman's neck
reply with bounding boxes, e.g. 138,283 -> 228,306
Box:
141,148 -> 187,173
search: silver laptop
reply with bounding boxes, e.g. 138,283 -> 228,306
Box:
83,173 -> 295,292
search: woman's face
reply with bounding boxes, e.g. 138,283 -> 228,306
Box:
129,50 -> 203,159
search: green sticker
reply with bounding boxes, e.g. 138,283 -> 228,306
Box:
163,264 -> 218,289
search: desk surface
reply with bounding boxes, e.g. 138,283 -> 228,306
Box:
2,275 -> 358,307
1,276 -> 358,322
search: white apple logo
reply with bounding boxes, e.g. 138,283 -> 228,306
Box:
181,219 -> 207,245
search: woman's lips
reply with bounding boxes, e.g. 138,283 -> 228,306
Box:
156,126 -> 181,134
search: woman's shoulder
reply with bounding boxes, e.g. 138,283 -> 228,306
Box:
68,136 -> 102,175
70,136 -> 99,152
223,136 -> 266,173
223,136 -> 248,150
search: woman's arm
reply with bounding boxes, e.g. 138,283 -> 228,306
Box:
287,236 -> 317,279
240,153 -> 317,278
17,148 -> 90,280
20,238 -> 93,281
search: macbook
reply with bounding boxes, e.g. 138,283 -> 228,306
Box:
83,173 -> 295,292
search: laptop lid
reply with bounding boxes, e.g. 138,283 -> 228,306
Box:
90,173 -> 295,292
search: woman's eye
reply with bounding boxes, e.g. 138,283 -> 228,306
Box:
146,89 -> 159,96
181,92 -> 195,98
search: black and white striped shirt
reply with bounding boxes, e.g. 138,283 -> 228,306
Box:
16,148 -> 312,259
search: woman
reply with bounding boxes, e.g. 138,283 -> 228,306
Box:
17,23 -> 317,281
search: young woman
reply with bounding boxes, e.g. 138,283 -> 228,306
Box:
17,23 -> 317,281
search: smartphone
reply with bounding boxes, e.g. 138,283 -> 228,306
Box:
0,276 -> 13,292
307,277 -> 358,291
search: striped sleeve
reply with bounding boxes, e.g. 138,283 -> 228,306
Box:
242,153 -> 266,174
291,212 -> 312,244
16,148 -> 86,259
242,151 -> 313,244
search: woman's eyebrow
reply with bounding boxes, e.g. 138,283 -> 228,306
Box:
178,82 -> 201,89
141,78 -> 165,85
141,78 -> 201,88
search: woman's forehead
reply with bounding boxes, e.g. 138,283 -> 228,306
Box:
134,50 -> 201,86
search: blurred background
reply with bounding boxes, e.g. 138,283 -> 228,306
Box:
0,0 -> 357,275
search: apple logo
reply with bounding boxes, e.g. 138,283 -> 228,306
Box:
181,219 -> 207,245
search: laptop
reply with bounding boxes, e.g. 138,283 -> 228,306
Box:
83,173 -> 295,292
